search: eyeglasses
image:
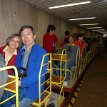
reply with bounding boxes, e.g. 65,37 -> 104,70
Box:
10,39 -> 20,44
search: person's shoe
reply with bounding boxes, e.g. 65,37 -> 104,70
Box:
47,103 -> 55,107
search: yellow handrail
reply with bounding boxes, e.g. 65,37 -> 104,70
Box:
0,66 -> 19,107
51,49 -> 67,106
32,53 -> 52,107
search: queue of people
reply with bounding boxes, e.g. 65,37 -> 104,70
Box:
0,24 -> 92,107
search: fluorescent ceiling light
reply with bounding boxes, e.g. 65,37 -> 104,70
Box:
49,1 -> 91,9
103,34 -> 107,37
69,17 -> 96,21
92,29 -> 105,31
87,27 -> 102,29
80,23 -> 99,26
100,31 -> 107,34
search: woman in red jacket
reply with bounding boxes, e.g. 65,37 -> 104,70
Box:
75,33 -> 86,57
43,25 -> 57,53
0,33 -> 22,75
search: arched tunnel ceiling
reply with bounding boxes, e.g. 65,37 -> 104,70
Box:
23,0 -> 107,34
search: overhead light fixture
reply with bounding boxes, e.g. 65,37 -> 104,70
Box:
92,29 -> 105,31
69,17 -> 96,21
87,27 -> 102,29
103,34 -> 107,37
80,23 -> 99,26
49,1 -> 91,9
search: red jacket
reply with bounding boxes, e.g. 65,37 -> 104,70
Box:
75,40 -> 85,56
0,46 -> 17,75
43,32 -> 57,53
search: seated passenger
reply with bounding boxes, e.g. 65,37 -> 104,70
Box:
1,25 -> 48,107
60,31 -> 70,47
0,54 -> 8,100
0,33 -> 22,75
65,36 -> 79,70
53,36 -> 79,79
75,33 -> 86,57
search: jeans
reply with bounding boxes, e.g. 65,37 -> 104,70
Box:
11,98 -> 34,107
52,59 -> 76,80
0,88 -> 33,107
